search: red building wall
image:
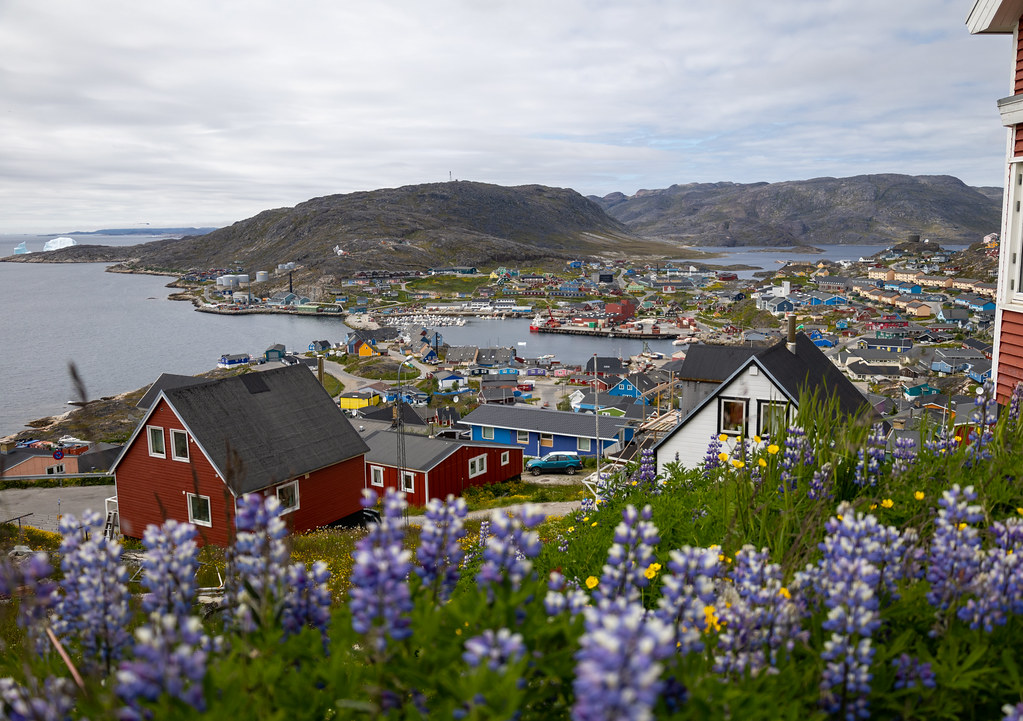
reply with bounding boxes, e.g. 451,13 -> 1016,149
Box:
116,400 -> 367,546
364,444 -> 522,505
997,308 -> 1023,404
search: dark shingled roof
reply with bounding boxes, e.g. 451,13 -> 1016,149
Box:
676,345 -> 760,383
137,373 -> 213,410
461,404 -> 630,441
153,365 -> 369,495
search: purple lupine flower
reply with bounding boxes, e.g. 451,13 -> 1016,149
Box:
807,462 -> 833,501
818,554 -> 881,721
926,485 -> 984,616
629,449 -> 661,495
572,602 -> 674,721
703,434 -> 724,471
140,519 -> 198,618
416,495 -> 467,602
818,504 -> 915,602
545,572 -> 589,617
1005,702 -> 1023,721
923,426 -> 958,457
779,426 -> 810,492
117,612 -> 210,717
892,653 -> 936,690
965,381 -> 998,468
593,505 -> 660,607
891,436 -> 917,478
854,424 -> 887,487
462,519 -> 490,569
282,560 -> 333,647
224,494 -> 290,633
462,628 -> 526,673
714,546 -> 802,676
0,676 -> 77,721
349,489 -> 413,653
1009,382 -> 1023,424
0,552 -> 57,656
596,471 -> 627,503
957,518 -> 1023,632
52,510 -> 132,675
655,545 -> 720,655
475,505 -> 545,598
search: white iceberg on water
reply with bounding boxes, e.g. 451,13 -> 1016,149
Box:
13,242 -> 29,254
43,236 -> 77,251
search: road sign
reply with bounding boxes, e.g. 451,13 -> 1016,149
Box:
52,449 -> 64,461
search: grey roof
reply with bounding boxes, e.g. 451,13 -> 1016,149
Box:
137,373 -> 214,409
121,365 -> 369,495
362,429 -> 461,471
461,404 -> 630,441
676,345 -> 759,383
445,346 -> 479,364
359,402 -> 429,426
477,347 -> 516,365
585,356 -> 626,374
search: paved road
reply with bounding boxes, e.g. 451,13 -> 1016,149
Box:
0,485 -> 116,534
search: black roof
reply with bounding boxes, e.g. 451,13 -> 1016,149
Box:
359,401 -> 429,426
676,345 -> 759,383
122,365 -> 368,495
585,356 -> 626,374
137,373 -> 214,410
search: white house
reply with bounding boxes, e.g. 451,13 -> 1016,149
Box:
653,327 -> 875,474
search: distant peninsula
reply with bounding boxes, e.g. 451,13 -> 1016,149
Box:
62,227 -> 219,236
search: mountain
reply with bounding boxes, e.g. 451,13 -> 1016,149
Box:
22,182 -> 668,274
589,174 -> 1001,247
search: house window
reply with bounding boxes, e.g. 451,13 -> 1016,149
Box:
147,426 -> 165,458
46,464 -> 64,475
577,437 -> 592,452
170,429 -> 189,461
540,433 -> 554,447
482,426 -> 495,440
401,471 -> 415,493
757,400 -> 789,439
718,398 -> 748,436
370,465 -> 384,487
501,451 -> 510,466
516,430 -> 529,444
469,454 -> 487,478
187,493 -> 212,527
276,480 -> 300,514
1006,163 -> 1023,305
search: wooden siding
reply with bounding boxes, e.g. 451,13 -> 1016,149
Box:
1016,18 -> 1023,95
365,444 -> 522,505
1015,124 -> 1023,158
115,401 -> 235,547
997,308 -> 1023,403
0,454 -> 80,478
115,400 -> 367,546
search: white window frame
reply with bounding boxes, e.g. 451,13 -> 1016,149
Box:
276,480 -> 300,514
401,470 -> 415,493
481,426 -> 495,440
170,429 -> 189,462
147,425 -> 165,458
540,433 -> 554,447
370,465 -> 385,487
1003,162 -> 1023,308
718,397 -> 748,437
577,437 -> 592,452
469,454 -> 487,478
757,400 -> 789,439
46,464 -> 64,475
187,493 -> 212,527
516,430 -> 529,444
501,450 -> 510,466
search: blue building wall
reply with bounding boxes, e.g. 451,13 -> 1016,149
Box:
468,425 -> 629,458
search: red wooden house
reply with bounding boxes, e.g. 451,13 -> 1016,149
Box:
110,366 -> 370,546
970,2 -> 1023,402
362,430 -> 522,505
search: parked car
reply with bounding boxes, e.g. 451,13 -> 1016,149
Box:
525,452 -> 582,476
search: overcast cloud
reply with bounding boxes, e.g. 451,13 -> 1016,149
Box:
0,1 -> 1012,232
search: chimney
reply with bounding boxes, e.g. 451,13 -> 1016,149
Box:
318,355 -> 324,385
786,313 -> 797,355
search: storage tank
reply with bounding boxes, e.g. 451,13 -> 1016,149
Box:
236,274 -> 250,286
256,271 -> 270,283
221,275 -> 239,289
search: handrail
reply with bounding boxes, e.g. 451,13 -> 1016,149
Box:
0,512 -> 34,529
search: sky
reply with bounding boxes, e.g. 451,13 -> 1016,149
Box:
0,0 -> 1014,233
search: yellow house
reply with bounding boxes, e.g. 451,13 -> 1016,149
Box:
338,391 -> 380,410
355,340 -> 380,357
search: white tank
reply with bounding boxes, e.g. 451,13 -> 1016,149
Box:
256,271 -> 270,283
236,274 -> 250,285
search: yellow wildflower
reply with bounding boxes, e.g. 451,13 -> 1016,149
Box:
568,526 -> 575,533
731,459 -> 745,469
631,481 -> 638,486
585,576 -> 599,589
837,514 -> 843,521
778,587 -> 791,600
719,434 -> 728,442
703,605 -> 722,632
753,435 -> 762,444
768,444 -> 780,455
869,504 -> 877,511
718,452 -> 729,463
881,498 -> 894,509
591,522 -> 598,527
758,458 -> 767,467
958,522 -> 968,531
644,563 -> 662,580
914,491 -> 925,501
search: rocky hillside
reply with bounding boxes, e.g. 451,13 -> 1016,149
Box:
10,182 -> 668,274
591,174 -> 1001,247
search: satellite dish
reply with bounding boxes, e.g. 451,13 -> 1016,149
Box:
453,395 -> 460,403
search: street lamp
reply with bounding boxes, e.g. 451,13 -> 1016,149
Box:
396,356 -> 416,521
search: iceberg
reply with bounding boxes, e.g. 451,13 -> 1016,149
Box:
43,236 -> 77,251
13,241 -> 29,254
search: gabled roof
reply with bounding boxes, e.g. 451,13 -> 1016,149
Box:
461,404 -> 630,441
675,345 -> 760,383
585,356 -> 626,374
115,366 -> 369,495
362,429 -> 461,471
359,401 -> 429,426
445,346 -> 479,364
136,373 -> 214,409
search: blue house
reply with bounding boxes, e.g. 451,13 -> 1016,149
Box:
218,353 -> 251,368
263,344 -> 287,362
967,360 -> 993,383
460,405 -> 635,458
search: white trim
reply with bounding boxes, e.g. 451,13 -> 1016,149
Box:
481,426 -> 495,440
170,429 -> 189,462
147,425 -> 165,458
187,493 -> 212,527
370,465 -> 385,487
501,450 -> 510,466
577,436 -> 592,452
516,430 -> 529,444
401,470 -> 415,493
276,480 -> 300,514
469,453 -> 487,478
